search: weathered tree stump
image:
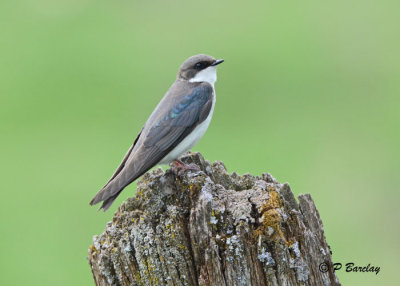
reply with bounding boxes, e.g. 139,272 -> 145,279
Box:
88,152 -> 340,286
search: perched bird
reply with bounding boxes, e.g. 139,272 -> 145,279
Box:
90,54 -> 224,211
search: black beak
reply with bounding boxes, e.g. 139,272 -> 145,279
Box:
211,59 -> 224,66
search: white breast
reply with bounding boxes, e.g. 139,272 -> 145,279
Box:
159,90 -> 216,165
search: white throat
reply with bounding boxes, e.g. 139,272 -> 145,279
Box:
189,66 -> 217,85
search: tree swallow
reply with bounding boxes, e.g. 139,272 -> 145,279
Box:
90,54 -> 224,211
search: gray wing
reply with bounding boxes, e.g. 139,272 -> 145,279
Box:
103,128 -> 143,188
139,83 -> 214,166
90,83 -> 214,211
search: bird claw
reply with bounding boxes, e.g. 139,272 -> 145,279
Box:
172,160 -> 201,176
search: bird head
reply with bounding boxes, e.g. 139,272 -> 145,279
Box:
177,54 -> 224,85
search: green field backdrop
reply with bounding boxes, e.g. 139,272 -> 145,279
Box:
1,0 -> 399,285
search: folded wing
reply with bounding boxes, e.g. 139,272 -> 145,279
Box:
90,83 -> 213,211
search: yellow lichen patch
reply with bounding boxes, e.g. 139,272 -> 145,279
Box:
89,244 -> 98,254
209,209 -> 219,228
254,190 -> 288,245
260,190 -> 283,211
134,272 -> 142,285
189,183 -> 202,198
263,209 -> 281,226
144,258 -> 159,285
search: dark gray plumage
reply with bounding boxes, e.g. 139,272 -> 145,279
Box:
90,54 -> 224,211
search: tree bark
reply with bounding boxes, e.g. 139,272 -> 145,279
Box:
88,152 -> 340,286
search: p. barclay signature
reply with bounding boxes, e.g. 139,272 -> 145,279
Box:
319,262 -> 380,275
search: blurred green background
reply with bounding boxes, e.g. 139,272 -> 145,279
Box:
1,0 -> 399,285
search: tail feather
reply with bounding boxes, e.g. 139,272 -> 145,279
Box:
90,148 -> 159,211
90,165 -> 148,211
90,133 -> 142,211
90,177 -> 129,211
98,190 -> 123,211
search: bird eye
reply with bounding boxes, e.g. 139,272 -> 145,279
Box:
195,62 -> 203,69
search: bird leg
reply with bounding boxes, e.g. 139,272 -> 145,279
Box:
171,159 -> 201,176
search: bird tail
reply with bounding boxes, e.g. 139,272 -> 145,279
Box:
90,148 -> 156,211
90,163 -> 142,211
90,179 -> 127,211
90,189 -> 123,212
90,165 -> 148,211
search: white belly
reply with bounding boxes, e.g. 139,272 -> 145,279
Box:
159,93 -> 215,164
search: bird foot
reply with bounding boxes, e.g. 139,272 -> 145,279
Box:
172,160 -> 201,176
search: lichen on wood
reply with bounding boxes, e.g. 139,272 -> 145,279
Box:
88,152 -> 340,286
